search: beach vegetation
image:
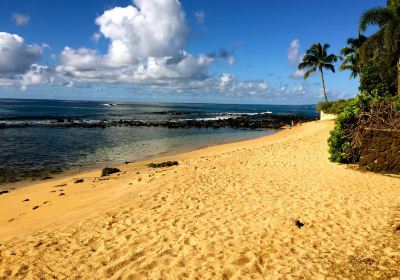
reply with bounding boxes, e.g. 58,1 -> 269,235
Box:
340,34 -> 368,79
328,0 -> 400,163
316,99 -> 351,115
298,43 -> 338,102
359,0 -> 400,95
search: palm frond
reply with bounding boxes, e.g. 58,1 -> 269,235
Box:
360,7 -> 393,31
323,64 -> 335,73
304,68 -> 316,79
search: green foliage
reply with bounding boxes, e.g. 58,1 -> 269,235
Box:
328,93 -> 376,163
359,62 -> 389,96
359,1 -> 400,94
316,99 -> 351,115
340,34 -> 367,79
298,43 -> 338,102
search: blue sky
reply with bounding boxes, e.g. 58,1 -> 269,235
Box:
0,0 -> 386,104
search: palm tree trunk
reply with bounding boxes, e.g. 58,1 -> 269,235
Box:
320,68 -> 328,102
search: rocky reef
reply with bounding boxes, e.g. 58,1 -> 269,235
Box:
0,113 -> 314,130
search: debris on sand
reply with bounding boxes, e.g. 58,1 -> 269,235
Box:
147,161 -> 179,168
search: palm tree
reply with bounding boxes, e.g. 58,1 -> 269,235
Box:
340,34 -> 367,79
298,43 -> 338,102
360,0 -> 400,94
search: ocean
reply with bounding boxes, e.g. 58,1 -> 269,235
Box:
0,98 -> 318,184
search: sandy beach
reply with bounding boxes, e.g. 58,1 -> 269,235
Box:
1,121 -> 399,279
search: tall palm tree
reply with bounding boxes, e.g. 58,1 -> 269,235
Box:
340,34 -> 368,79
298,43 -> 338,102
360,0 -> 400,94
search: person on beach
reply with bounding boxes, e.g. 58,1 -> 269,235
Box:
291,120 -> 294,128
299,120 -> 302,126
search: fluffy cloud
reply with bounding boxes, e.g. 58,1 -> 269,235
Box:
288,39 -> 300,64
288,39 -> 307,79
11,13 -> 30,26
0,32 -> 42,74
60,47 -> 102,71
194,10 -> 205,23
96,0 -> 188,66
0,1 -> 323,102
56,0 -> 218,84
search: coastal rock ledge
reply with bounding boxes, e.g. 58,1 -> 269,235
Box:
359,128 -> 400,174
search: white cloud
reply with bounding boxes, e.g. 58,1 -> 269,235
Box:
194,10 -> 205,23
288,39 -> 300,64
0,32 -> 42,74
11,13 -> 30,26
91,32 -> 102,42
0,2 -> 328,102
55,0 -> 216,85
60,47 -> 103,71
288,39 -> 307,79
21,64 -> 55,87
96,0 -> 188,66
291,69 -> 306,79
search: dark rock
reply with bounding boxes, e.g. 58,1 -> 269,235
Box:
32,206 -> 39,210
0,113 -> 315,130
295,220 -> 305,228
74,179 -> 84,184
59,193 -> 65,196
22,199 -> 30,202
41,176 -> 53,180
101,167 -> 121,177
0,190 -> 9,195
147,161 -> 179,168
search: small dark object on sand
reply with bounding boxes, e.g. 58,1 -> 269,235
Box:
41,176 -> 53,180
59,193 -> 65,196
395,225 -> 400,232
54,184 -> 67,188
32,206 -> 39,210
295,220 -> 305,228
125,161 -> 131,164
147,161 -> 179,168
0,190 -> 9,195
101,167 -> 121,177
74,179 -> 84,184
22,199 -> 30,202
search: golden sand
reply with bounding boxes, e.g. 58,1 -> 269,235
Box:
0,121 -> 399,279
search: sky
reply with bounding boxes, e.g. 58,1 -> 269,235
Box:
0,0 -> 386,104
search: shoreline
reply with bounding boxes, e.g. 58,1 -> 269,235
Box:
1,120 -> 400,278
0,128 -> 280,191
0,125 -> 296,240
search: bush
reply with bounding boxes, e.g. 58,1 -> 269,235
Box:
327,93 -> 376,163
316,99 -> 351,115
